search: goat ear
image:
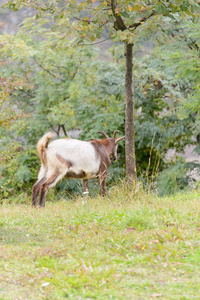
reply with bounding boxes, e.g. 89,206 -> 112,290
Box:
116,136 -> 125,143
97,131 -> 109,139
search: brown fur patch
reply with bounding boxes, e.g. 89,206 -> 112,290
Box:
39,147 -> 46,165
37,132 -> 55,166
44,168 -> 60,186
66,170 -> 87,179
90,139 -> 111,175
56,154 -> 73,169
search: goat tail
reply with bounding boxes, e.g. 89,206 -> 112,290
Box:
37,132 -> 56,165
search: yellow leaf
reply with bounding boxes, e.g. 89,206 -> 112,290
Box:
128,5 -> 134,12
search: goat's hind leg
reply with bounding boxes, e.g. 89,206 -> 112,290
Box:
39,170 -> 65,208
32,178 -> 45,207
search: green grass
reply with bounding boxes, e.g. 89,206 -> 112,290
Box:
1,184 -> 200,299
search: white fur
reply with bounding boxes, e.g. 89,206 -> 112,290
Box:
46,139 -> 101,179
38,165 -> 46,180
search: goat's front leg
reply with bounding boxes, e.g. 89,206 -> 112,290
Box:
99,171 -> 107,196
82,179 -> 90,197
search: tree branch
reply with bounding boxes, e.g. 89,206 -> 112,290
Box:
190,38 -> 200,53
110,0 -> 127,31
61,124 -> 67,136
79,37 -> 110,46
128,10 -> 156,31
33,57 -> 66,82
18,88 -> 34,99
72,16 -> 93,24
170,30 -> 200,54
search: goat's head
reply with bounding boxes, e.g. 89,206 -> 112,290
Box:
97,130 -> 125,161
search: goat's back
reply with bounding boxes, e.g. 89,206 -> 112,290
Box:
46,139 -> 101,175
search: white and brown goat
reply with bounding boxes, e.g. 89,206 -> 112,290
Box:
32,131 -> 125,207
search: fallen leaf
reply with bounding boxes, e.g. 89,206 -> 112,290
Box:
125,227 -> 136,232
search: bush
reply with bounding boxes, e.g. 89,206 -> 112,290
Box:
0,145 -> 40,199
156,157 -> 194,196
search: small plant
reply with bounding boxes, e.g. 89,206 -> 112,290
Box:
156,157 -> 196,196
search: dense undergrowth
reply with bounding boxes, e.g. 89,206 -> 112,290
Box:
0,184 -> 200,299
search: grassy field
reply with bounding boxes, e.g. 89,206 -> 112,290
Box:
0,184 -> 200,299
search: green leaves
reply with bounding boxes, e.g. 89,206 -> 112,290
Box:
111,29 -> 135,43
3,0 -> 198,46
155,5 -> 167,15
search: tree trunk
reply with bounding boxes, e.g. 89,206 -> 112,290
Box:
125,43 -> 137,184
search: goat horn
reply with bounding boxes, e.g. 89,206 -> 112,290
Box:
97,131 -> 109,139
113,130 -> 119,138
116,136 -> 125,143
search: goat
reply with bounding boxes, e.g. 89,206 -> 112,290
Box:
32,131 -> 125,207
